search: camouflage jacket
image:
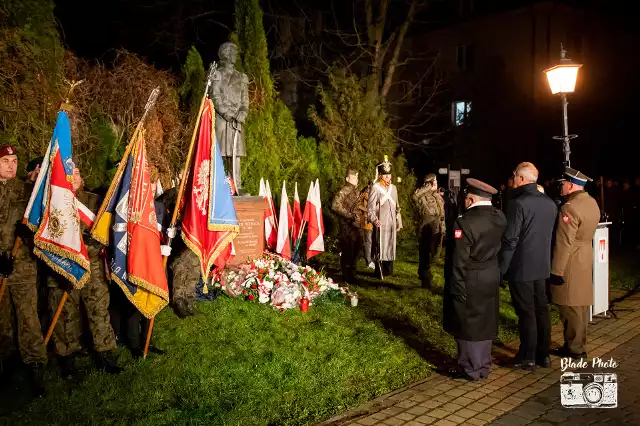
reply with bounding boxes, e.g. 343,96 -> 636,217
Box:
412,186 -> 445,233
0,178 -> 32,259
331,183 -> 360,228
357,185 -> 373,230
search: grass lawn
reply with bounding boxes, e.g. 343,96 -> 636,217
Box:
1,242 -> 637,425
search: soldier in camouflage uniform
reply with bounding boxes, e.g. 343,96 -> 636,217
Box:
0,145 -> 47,395
46,168 -> 121,376
331,169 -> 362,284
412,173 -> 446,289
358,183 -> 375,269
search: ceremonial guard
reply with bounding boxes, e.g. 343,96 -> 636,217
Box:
331,169 -> 362,284
444,178 -> 506,380
46,167 -> 121,376
0,145 -> 47,394
412,173 -> 445,289
367,156 -> 401,279
550,167 -> 600,359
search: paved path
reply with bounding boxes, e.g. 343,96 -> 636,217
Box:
319,291 -> 640,426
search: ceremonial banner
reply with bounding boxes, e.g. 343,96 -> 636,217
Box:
91,131 -> 169,318
181,99 -> 239,277
24,111 -> 90,289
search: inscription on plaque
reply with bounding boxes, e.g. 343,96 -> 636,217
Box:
231,196 -> 265,264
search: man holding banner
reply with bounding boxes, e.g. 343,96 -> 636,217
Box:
0,145 -> 47,394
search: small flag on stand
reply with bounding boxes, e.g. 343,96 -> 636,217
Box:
276,182 -> 294,259
304,180 -> 325,259
260,178 -> 278,250
293,182 -> 303,247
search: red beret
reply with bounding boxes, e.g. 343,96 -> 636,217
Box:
0,145 -> 17,159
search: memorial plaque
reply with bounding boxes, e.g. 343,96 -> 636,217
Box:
231,196 -> 266,264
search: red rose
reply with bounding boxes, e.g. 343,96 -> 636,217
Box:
248,295 -> 255,301
251,284 -> 257,289
243,290 -> 248,295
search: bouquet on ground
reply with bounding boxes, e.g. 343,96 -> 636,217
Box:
212,252 -> 350,311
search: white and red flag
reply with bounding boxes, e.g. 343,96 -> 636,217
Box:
275,182 -> 294,259
303,180 -> 325,259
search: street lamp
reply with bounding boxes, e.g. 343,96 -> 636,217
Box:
544,44 -> 583,167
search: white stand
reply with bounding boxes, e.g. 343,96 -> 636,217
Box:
590,222 -> 612,322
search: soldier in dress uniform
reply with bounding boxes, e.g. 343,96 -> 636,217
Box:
367,156 -> 401,279
0,145 -> 47,395
412,173 -> 446,289
331,169 -> 362,285
46,167 -> 122,377
444,178 -> 507,380
550,167 -> 600,359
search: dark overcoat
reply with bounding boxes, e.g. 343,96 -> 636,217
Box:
443,205 -> 507,341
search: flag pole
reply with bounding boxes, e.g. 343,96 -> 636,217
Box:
144,64 -> 217,359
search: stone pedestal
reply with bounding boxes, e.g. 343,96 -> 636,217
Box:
231,196 -> 265,265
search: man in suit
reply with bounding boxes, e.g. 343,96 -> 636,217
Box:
550,167 -> 601,359
444,178 -> 507,380
499,162 -> 558,370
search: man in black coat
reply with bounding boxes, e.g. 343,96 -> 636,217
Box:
444,178 -> 507,381
499,162 -> 557,370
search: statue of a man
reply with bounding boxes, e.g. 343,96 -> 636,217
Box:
210,42 -> 249,191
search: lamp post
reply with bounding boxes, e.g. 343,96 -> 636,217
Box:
544,44 -> 583,167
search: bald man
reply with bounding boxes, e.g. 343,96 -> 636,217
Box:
499,162 -> 557,370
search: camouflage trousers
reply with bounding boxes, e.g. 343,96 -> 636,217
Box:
47,248 -> 116,357
0,257 -> 47,364
170,248 -> 200,315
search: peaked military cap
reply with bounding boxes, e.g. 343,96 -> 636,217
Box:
465,178 -> 498,198
557,167 -> 592,186
376,155 -> 393,175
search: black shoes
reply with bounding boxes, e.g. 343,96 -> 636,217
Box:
551,347 -> 587,359
94,350 -> 123,374
536,356 -> 552,369
510,359 -> 537,371
29,363 -> 46,397
58,354 -> 78,379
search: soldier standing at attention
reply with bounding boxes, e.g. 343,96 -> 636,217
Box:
412,173 -> 445,289
331,169 -> 362,285
46,167 -> 122,377
444,178 -> 506,381
368,156 -> 401,279
0,145 -> 47,395
550,167 -> 600,359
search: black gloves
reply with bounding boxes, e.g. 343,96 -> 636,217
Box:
0,252 -> 15,277
549,274 -> 565,286
14,221 -> 33,241
452,293 -> 467,303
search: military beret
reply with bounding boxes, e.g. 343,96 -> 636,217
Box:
0,145 -> 17,159
557,167 -> 592,186
26,157 -> 43,173
465,178 -> 498,198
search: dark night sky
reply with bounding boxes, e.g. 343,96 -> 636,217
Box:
52,0 -> 640,182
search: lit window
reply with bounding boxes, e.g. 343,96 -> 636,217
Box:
452,101 -> 471,126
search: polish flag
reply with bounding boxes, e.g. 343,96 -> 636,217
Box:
260,178 -> 278,250
275,182 -> 294,259
303,180 -> 325,259
292,182 -> 303,245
